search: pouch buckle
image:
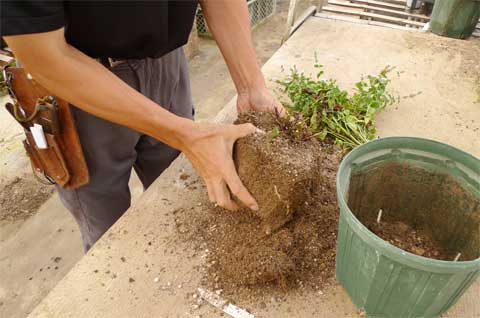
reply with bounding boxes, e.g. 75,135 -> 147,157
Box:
107,57 -> 127,68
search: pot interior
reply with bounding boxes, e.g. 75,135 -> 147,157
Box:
347,159 -> 480,261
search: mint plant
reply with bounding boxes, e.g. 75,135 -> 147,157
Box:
278,63 -> 397,149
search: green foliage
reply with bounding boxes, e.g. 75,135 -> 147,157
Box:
278,63 -> 397,149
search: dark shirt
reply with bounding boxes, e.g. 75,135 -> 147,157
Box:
1,1 -> 198,59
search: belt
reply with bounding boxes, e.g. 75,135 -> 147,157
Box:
97,57 -> 128,68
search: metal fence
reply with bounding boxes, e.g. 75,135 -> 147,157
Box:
196,0 -> 277,37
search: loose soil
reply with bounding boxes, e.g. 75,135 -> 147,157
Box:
178,111 -> 344,301
367,220 -> 450,259
0,176 -> 54,222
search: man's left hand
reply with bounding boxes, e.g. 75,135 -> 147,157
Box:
237,88 -> 285,114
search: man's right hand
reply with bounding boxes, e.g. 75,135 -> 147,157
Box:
180,122 -> 259,211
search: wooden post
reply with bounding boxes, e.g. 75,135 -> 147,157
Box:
282,0 -> 299,44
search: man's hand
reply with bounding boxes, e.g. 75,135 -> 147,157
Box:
181,122 -> 259,211
237,87 -> 285,114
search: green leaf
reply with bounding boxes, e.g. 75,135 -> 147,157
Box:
270,127 -> 280,139
320,129 -> 328,140
309,112 -> 318,130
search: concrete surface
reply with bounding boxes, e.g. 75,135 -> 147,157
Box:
0,194 -> 83,316
0,95 -> 29,184
25,17 -> 480,318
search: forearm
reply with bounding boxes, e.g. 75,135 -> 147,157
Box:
4,30 -> 193,150
199,0 -> 266,93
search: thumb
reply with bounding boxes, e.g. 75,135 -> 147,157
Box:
232,123 -> 258,139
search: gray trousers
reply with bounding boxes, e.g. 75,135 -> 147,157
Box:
57,48 -> 193,252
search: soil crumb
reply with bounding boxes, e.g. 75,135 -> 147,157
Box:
0,177 -> 54,222
178,111 -> 344,301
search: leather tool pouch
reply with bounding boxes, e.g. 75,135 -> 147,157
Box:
3,66 -> 89,188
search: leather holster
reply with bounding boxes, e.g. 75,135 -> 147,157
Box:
3,66 -> 89,189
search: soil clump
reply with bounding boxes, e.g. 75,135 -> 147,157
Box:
233,111 -> 321,233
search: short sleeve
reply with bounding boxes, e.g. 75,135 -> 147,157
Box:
1,1 -> 65,37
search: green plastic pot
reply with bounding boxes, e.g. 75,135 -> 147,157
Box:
335,137 -> 480,317
430,0 -> 480,39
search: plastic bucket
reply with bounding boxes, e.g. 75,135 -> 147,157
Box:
430,0 -> 480,39
335,137 -> 480,317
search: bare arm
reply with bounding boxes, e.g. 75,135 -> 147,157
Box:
5,29 -> 190,149
199,0 -> 283,113
4,29 -> 258,211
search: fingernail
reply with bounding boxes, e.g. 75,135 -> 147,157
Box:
250,204 -> 259,211
255,128 -> 265,134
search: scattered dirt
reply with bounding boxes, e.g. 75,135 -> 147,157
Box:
0,176 -> 54,222
348,161 -> 480,261
179,173 -> 190,181
178,111 -> 344,302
